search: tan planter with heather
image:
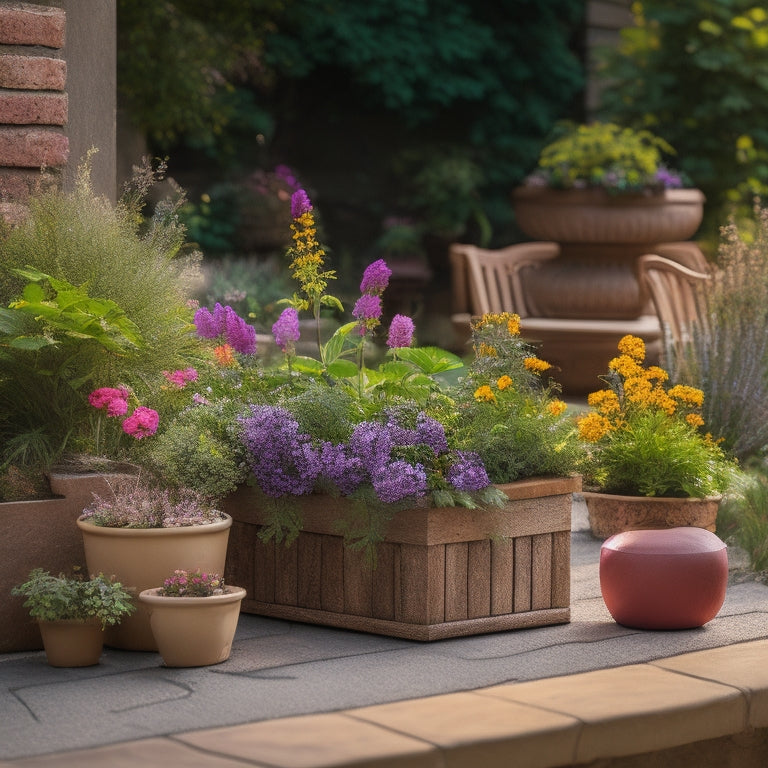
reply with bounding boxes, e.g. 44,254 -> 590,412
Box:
139,585 -> 246,667
223,475 -> 579,641
77,515 -> 232,650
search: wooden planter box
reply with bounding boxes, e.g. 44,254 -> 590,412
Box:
222,476 -> 580,641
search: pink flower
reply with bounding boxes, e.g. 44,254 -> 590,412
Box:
89,386 -> 129,417
163,368 -> 199,388
122,406 -> 159,440
386,314 -> 415,348
360,259 -> 392,295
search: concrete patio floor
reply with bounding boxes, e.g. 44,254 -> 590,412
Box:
2,497 -> 768,767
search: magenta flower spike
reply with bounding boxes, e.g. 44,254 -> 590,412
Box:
291,189 -> 313,219
360,259 -> 392,295
386,314 -> 415,348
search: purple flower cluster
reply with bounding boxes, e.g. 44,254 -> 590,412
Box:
194,303 -> 257,355
291,189 -> 312,219
352,294 -> 383,336
240,406 -> 492,504
239,405 -> 320,497
386,314 -> 415,348
360,259 -> 392,294
446,451 -> 491,491
272,307 -> 300,352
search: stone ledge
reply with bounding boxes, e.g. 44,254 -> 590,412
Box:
5,641 -> 768,767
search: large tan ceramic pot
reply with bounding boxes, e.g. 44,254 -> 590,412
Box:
138,586 -> 245,667
511,187 -> 705,320
37,617 -> 104,667
582,491 -> 720,540
76,515 -> 232,651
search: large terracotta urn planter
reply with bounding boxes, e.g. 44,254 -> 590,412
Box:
511,187 -> 705,320
76,515 -> 232,651
222,476 -> 580,641
139,586 -> 245,667
0,469 -> 137,653
582,491 -> 720,540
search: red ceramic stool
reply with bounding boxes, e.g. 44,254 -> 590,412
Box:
600,527 -> 728,630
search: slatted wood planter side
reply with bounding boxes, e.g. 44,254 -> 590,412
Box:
223,476 -> 580,641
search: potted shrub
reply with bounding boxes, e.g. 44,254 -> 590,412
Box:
512,121 -> 705,321
76,479 -> 232,651
577,334 -> 738,539
149,189 -> 583,640
139,569 -> 245,667
11,568 -> 134,667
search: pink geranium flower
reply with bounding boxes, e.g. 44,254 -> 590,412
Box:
122,406 -> 159,440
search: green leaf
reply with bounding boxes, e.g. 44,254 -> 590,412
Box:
9,336 -> 57,350
291,355 -> 325,374
321,321 -> 357,364
326,359 -> 358,378
393,346 -> 464,374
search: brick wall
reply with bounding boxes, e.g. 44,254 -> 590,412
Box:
0,2 -> 69,226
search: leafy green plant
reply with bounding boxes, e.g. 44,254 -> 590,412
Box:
578,335 -> 736,498
597,1 -> 768,242
718,466 -> 768,571
0,157 -> 201,473
11,568 -> 134,629
523,121 -> 688,194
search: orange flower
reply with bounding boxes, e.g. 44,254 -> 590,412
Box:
214,344 -> 236,367
474,385 -> 496,403
496,375 -> 514,391
524,357 -> 551,374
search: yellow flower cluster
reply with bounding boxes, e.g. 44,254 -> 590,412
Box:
577,335 -> 707,443
288,211 -> 334,309
524,357 -> 552,374
472,312 -> 521,337
473,384 -> 496,403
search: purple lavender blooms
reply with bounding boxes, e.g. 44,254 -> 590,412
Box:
291,189 -> 312,219
655,167 -> 683,189
239,405 -> 320,497
194,303 -> 257,355
272,307 -> 300,352
240,404 -> 492,506
446,451 -> 491,491
360,258 -> 392,295
386,314 -> 415,348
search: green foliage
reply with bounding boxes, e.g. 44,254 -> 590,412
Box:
528,121 -> 688,193
718,465 -> 768,571
594,410 -> 734,498
0,158 -> 200,470
667,206 -> 768,461
117,0 -> 275,155
119,1 -> 585,254
148,400 -> 250,500
597,1 -> 768,242
12,568 -> 135,629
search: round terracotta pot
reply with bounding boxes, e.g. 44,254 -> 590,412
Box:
511,187 -> 706,320
76,515 -> 232,651
512,187 -> 705,244
38,617 -> 104,667
582,491 -> 721,540
138,586 -> 246,667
